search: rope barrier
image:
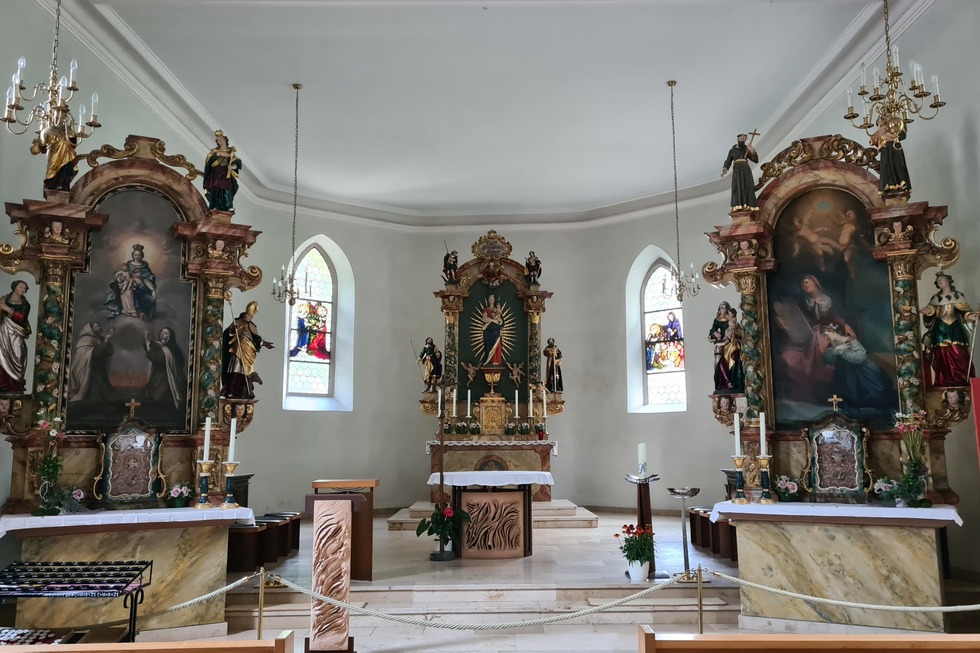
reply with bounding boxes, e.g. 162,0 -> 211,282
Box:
711,569 -> 980,613
272,573 -> 682,631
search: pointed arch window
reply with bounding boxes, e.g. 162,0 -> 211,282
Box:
285,246 -> 335,397
641,263 -> 686,409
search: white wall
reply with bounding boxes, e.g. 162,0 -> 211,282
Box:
0,1 -> 977,575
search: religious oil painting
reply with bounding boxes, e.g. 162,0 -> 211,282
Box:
67,188 -> 193,431
767,188 -> 898,429
462,281 -> 527,399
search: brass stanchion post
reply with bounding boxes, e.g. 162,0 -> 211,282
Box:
258,567 -> 265,640
696,564 -> 704,635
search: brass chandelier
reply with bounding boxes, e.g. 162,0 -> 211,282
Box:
667,80 -> 699,303
843,0 -> 944,139
3,0 -> 101,140
271,83 -> 303,306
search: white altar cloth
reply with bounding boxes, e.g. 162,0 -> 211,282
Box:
0,507 -> 255,539
427,470 -> 554,487
710,500 -> 962,526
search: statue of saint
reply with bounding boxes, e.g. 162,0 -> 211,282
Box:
721,133 -> 759,212
203,130 -> 242,212
0,281 -> 32,393
921,272 -> 978,387
221,301 -> 274,399
543,337 -> 563,392
31,126 -> 78,191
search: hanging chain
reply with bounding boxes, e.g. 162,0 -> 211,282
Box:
51,0 -> 62,73
882,0 -> 892,66
289,83 -> 301,283
668,80 -> 681,273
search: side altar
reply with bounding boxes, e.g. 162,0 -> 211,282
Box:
0,134 -> 269,514
420,232 -> 565,502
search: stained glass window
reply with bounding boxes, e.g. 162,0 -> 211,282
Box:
285,247 -> 334,396
642,265 -> 686,407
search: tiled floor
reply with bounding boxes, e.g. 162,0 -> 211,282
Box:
215,510 -> 743,652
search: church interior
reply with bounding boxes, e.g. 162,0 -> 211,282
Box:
0,0 -> 979,650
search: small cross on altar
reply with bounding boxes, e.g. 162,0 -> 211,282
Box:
125,398 -> 141,418
828,394 -> 843,413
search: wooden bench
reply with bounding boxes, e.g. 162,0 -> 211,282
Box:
638,629 -> 980,652
15,630 -> 293,653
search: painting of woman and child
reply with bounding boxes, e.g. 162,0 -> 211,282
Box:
66,189 -> 193,431
767,188 -> 898,429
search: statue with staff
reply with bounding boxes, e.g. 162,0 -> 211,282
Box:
721,129 -> 760,212
442,242 -> 459,284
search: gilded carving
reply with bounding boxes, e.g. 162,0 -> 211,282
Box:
756,140 -> 814,188
470,229 -> 513,261
887,252 -> 918,280
733,270 -> 759,294
85,135 -> 202,180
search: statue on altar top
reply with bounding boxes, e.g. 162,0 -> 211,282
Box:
870,117 -> 911,194
31,126 -> 79,191
721,132 -> 759,212
203,130 -> 241,212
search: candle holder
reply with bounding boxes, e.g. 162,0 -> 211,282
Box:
221,462 -> 240,509
756,455 -> 775,504
196,460 -> 214,509
731,455 -> 749,504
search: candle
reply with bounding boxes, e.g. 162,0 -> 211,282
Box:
860,62 -> 867,89
542,385 -> 547,418
203,416 -> 211,461
228,418 -> 237,462
846,87 -> 852,109
437,386 -> 442,417
733,413 -> 741,456
466,389 -> 472,418
452,388 -> 457,417
638,443 -> 647,467
514,389 -> 519,418
932,74 -> 940,96
759,412 -> 767,457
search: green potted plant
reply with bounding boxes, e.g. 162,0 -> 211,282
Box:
416,503 -> 470,561
615,523 -> 655,581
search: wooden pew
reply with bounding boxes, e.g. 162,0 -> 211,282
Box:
15,630 -> 294,653
638,628 -> 980,652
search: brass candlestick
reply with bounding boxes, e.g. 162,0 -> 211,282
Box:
221,462 -> 240,509
731,455 -> 749,504
196,460 -> 214,509
756,455 -> 775,504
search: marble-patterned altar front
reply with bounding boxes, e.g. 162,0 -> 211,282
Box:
5,507 -> 253,631
712,501 -> 961,633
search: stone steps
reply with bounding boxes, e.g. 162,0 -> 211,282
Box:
225,583 -> 741,631
387,500 -> 598,531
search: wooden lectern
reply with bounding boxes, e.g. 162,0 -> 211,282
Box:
307,479 -> 379,581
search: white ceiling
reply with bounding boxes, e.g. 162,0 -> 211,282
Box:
56,0 -> 926,225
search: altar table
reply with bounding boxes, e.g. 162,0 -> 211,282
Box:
428,471 -> 554,558
0,507 -> 254,633
711,501 -> 961,633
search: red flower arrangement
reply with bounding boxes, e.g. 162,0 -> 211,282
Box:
615,523 -> 655,564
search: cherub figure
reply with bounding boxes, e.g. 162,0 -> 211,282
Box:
460,361 -> 480,387
790,210 -> 840,271
506,361 -> 525,386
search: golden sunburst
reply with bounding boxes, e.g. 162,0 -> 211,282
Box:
468,296 -> 518,365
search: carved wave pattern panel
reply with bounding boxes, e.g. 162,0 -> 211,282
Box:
461,492 -> 523,559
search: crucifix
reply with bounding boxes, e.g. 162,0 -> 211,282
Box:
125,398 -> 141,418
746,128 -> 761,147
827,394 -> 843,413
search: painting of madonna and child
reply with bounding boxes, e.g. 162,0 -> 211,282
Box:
767,188 -> 898,430
66,189 -> 193,431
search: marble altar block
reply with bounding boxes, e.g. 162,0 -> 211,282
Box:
711,501 -> 961,633
2,508 -> 254,631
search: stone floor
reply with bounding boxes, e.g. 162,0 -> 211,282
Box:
201,508 -> 980,652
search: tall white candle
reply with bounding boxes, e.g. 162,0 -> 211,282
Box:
452,388 -> 457,417
542,385 -> 547,418
466,389 -> 472,418
437,386 -> 443,417
203,417 -> 211,461
733,413 -> 740,456
759,412 -> 767,457
514,389 -> 519,418
228,418 -> 237,462
638,443 -> 647,467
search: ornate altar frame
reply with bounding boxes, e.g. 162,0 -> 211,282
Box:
424,231 -> 563,501
705,134 -> 961,503
0,135 -> 264,513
